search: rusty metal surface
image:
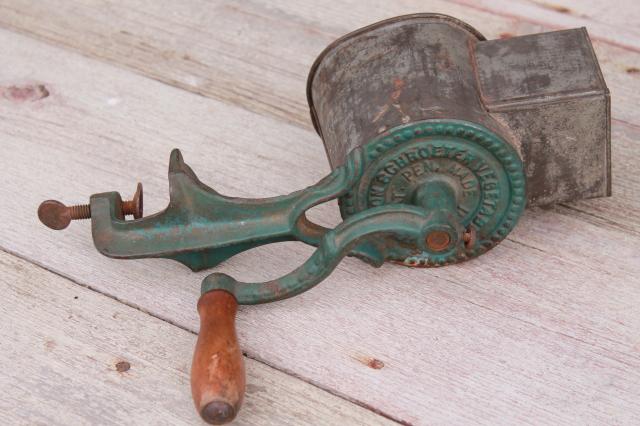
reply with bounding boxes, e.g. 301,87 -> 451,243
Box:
475,29 -> 606,104
35,14 -> 612,424
307,14 -> 507,169
475,29 -> 611,205
37,13 -> 610,299
307,14 -> 610,207
38,184 -> 143,229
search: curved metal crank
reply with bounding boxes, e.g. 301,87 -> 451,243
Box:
201,204 -> 435,304
190,203 -> 436,424
39,148 -> 472,424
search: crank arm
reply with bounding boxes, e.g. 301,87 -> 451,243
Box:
190,204 -> 434,423
201,204 -> 433,303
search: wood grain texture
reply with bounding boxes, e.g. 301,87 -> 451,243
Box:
452,0 -> 640,51
192,291 -> 245,425
0,0 -> 638,127
0,250 -> 394,426
1,23 -> 640,425
0,0 -> 638,231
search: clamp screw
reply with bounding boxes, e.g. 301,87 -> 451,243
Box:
38,183 -> 143,230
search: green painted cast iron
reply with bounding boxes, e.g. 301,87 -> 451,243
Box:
90,119 -> 525,300
38,13 -> 609,425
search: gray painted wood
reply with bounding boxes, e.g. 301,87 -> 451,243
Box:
452,0 -> 640,50
1,27 -> 640,425
0,0 -> 637,128
0,250 -> 394,426
0,1 -> 639,425
0,0 -> 638,229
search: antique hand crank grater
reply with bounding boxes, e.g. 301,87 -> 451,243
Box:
38,14 -> 609,424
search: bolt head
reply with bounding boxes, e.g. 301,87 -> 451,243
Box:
426,230 -> 452,252
38,200 -> 71,230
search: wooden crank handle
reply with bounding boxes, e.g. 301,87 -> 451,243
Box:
191,290 -> 245,424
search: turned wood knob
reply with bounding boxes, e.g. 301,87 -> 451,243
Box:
191,290 -> 245,424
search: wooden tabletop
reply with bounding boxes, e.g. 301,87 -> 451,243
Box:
1,1 -> 638,424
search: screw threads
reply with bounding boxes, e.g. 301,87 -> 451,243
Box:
38,183 -> 143,230
69,204 -> 91,220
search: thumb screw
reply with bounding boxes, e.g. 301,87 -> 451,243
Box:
38,183 -> 143,230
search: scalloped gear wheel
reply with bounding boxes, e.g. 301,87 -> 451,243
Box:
340,120 -> 526,267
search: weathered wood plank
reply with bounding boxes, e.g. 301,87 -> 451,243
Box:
0,250 -> 395,426
0,0 -> 638,128
452,0 -> 640,52
0,0 -> 638,233
1,28 -> 640,424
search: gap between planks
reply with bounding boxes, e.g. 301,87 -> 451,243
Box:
0,247 -> 398,426
0,245 -> 406,425
0,0 -> 638,127
449,0 -> 640,53
0,0 -> 637,234
1,10 -> 635,426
